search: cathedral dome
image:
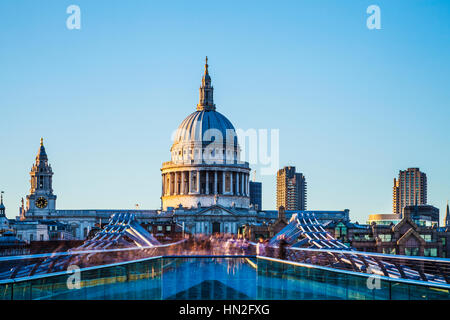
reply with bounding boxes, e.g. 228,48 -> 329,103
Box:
173,110 -> 238,147
171,57 -> 238,150
161,58 -> 251,212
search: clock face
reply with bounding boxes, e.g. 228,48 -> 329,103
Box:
35,197 -> 48,209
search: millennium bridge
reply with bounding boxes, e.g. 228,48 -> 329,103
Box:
0,213 -> 449,300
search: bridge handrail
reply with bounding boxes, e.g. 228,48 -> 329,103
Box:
249,241 -> 450,264
0,255 -> 164,285
1,254 -> 449,292
258,256 -> 450,290
286,246 -> 450,264
0,239 -> 187,262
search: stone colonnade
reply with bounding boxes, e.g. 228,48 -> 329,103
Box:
162,169 -> 250,197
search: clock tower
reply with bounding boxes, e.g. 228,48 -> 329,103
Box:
25,138 -> 57,218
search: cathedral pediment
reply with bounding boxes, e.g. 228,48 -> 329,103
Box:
196,205 -> 236,217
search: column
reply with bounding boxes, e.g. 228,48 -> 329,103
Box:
230,172 -> 234,195
188,171 -> 192,194
175,172 -> 178,195
214,171 -> 218,194
166,173 -> 169,195
196,170 -> 200,193
174,172 -> 179,195
169,173 -> 173,195
181,171 -> 186,195
236,172 -> 240,196
166,175 -> 169,195
162,174 -> 165,196
222,171 -> 226,195
240,172 -> 243,195
205,171 -> 209,194
164,173 -> 168,196
241,172 -> 245,196
247,173 -> 250,196
243,173 -> 246,196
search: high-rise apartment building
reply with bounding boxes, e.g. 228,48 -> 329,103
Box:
393,168 -> 427,215
276,166 -> 307,211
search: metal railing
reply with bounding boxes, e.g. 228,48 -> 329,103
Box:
0,254 -> 448,300
2,237 -> 450,290
0,240 -> 187,281
255,244 -> 450,287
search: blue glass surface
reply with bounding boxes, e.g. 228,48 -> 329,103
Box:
0,257 -> 448,300
161,257 -> 257,299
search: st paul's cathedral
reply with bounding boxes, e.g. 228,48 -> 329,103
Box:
18,59 -> 349,240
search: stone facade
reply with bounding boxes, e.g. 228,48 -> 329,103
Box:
326,211 -> 450,258
11,220 -> 74,243
161,164 -> 250,210
243,206 -> 288,241
243,206 -> 350,241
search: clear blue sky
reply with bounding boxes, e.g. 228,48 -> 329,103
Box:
0,0 -> 449,223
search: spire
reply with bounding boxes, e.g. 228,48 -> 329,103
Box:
30,137 -> 55,196
0,191 -> 5,216
445,200 -> 450,227
20,197 -> 25,221
197,56 -> 216,111
36,137 -> 48,163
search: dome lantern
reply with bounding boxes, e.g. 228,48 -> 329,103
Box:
197,56 -> 216,111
